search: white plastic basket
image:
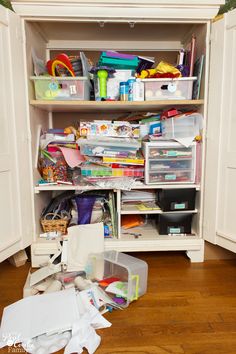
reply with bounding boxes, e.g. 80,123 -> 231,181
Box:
141,77 -> 197,100
31,76 -> 90,100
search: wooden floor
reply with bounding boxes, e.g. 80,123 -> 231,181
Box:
1,252 -> 236,354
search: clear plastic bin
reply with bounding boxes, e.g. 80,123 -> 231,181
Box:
141,77 -> 197,100
161,113 -> 203,140
103,251 -> 148,307
31,76 -> 90,100
77,137 -> 140,157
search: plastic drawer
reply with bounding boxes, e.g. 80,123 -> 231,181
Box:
148,146 -> 193,159
149,170 -> 194,183
149,159 -> 193,171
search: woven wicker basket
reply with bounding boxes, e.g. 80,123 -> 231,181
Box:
41,213 -> 69,235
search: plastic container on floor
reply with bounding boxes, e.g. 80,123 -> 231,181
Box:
103,251 -> 148,307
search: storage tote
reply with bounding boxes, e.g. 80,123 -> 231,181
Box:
141,77 -> 197,100
31,76 -> 90,100
161,113 -> 203,141
103,251 -> 148,307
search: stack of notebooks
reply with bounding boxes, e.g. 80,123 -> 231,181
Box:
121,190 -> 160,211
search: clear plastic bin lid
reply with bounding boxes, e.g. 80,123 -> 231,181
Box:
77,136 -> 141,148
141,76 -> 197,82
30,76 -> 89,81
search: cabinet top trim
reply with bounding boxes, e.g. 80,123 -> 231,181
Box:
12,0 -> 224,5
12,2 -> 221,20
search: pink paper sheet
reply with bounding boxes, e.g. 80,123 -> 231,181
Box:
59,147 -> 85,168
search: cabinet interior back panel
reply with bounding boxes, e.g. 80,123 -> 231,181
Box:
26,21 -> 207,51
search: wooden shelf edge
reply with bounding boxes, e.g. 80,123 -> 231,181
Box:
34,183 -> 200,193
30,99 -> 204,112
120,208 -> 198,215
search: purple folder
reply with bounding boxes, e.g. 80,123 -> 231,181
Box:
104,51 -> 137,60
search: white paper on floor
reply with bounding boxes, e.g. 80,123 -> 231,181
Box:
0,287 -> 112,354
21,331 -> 72,354
66,222 -> 104,271
0,288 -> 79,347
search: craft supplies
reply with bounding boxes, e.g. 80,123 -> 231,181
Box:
119,81 -> 129,101
80,165 -> 144,178
102,154 -> 144,166
79,121 -> 140,138
77,137 -> 141,157
39,150 -> 68,183
132,79 -> 145,101
98,51 -> 139,70
127,78 -> 136,101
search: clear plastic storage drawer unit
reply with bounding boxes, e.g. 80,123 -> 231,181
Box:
103,251 -> 148,307
31,76 -> 90,100
143,141 -> 196,184
141,77 -> 197,101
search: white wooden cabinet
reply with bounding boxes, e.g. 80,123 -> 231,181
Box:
1,0 -> 236,264
0,7 -> 33,262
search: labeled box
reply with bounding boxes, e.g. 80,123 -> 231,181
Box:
157,213 -> 193,235
157,188 -> 196,211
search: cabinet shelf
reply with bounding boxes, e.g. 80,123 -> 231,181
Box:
121,206 -> 198,215
30,99 -> 204,113
104,227 -> 202,252
34,182 -> 200,193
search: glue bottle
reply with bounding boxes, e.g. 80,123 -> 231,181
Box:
132,79 -> 145,101
127,78 -> 136,101
119,81 -> 129,101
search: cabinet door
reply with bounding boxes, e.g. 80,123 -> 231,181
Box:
204,9 -> 236,253
0,8 -> 33,262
